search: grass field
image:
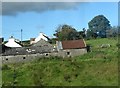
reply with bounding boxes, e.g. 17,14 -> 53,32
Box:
2,38 -> 118,86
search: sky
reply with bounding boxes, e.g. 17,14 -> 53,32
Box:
1,2 -> 118,41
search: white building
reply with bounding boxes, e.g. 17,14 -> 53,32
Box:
30,32 -> 49,44
5,36 -> 22,48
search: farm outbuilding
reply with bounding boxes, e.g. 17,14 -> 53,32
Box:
56,39 -> 87,57
2,39 -> 56,56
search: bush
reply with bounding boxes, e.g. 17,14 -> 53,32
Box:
2,64 -> 10,70
116,43 -> 120,48
74,73 -> 78,78
64,74 -> 71,82
32,71 -> 44,86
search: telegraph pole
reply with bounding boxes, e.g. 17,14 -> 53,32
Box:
21,29 -> 23,44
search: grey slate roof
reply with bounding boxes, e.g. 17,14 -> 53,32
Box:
32,39 -> 52,47
2,40 -> 57,56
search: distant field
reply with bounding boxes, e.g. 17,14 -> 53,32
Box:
2,38 -> 118,86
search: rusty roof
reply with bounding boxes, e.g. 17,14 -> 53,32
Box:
61,39 -> 86,49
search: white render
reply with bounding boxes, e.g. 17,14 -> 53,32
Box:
30,40 -> 36,44
5,37 -> 22,48
35,32 -> 48,43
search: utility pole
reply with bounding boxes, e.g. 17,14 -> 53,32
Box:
21,29 -> 23,44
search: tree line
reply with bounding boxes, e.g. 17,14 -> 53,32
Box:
49,15 -> 119,43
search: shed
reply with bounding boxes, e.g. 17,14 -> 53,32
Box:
56,39 -> 87,57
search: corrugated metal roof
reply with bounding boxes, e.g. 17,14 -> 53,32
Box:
61,39 -> 86,49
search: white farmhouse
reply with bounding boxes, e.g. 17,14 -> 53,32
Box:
5,36 -> 22,48
30,32 -> 49,44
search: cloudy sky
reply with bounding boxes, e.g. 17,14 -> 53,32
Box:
2,2 -> 118,41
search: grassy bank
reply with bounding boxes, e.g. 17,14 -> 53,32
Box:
2,38 -> 118,86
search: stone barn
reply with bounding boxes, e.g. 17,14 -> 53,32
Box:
2,39 -> 57,63
2,39 -> 56,56
56,39 -> 87,58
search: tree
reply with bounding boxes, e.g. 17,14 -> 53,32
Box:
48,38 -> 57,44
54,24 -> 79,41
106,26 -> 119,38
88,15 -> 111,38
86,29 -> 98,39
67,31 -> 80,40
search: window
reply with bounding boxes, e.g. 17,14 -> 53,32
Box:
6,58 -> 8,61
45,53 -> 48,56
67,52 -> 70,55
23,57 -> 26,59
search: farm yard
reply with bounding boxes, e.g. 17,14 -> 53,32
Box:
2,37 -> 118,86
1,1 -> 119,87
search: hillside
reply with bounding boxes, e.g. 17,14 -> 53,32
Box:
2,38 -> 118,86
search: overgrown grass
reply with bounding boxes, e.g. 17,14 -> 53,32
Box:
2,38 -> 118,86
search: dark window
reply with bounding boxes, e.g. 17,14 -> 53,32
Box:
46,53 -> 48,56
67,52 -> 70,55
6,58 -> 8,60
23,57 -> 26,59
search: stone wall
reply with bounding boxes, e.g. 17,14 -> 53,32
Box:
57,48 -> 87,58
2,52 -> 59,64
2,54 -> 44,64
1,48 -> 87,64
